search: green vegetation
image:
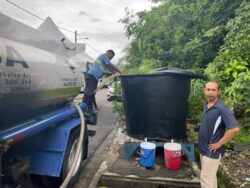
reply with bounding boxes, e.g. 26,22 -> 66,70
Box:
120,0 -> 241,69
115,0 -> 250,145
188,78 -> 206,122
112,81 -> 125,123
205,1 -> 250,130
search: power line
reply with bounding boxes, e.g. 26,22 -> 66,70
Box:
6,0 -> 45,21
5,0 -> 101,54
78,34 -> 101,54
6,0 -> 75,34
58,26 -> 74,34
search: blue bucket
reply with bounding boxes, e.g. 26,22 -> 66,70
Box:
137,142 -> 156,167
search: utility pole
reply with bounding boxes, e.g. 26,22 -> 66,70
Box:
75,30 -> 77,44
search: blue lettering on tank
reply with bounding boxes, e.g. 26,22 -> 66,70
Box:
6,46 -> 29,68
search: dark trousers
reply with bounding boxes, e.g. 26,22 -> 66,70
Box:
83,73 -> 98,111
92,94 -> 98,109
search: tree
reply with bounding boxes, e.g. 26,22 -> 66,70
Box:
120,0 -> 242,70
205,1 -> 250,120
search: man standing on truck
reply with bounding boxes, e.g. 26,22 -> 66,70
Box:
83,49 -> 121,113
198,81 -> 240,188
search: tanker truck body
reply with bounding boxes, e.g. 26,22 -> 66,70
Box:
0,13 -> 89,130
0,13 -> 92,187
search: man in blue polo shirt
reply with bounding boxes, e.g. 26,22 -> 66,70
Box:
198,81 -> 240,188
83,49 -> 121,112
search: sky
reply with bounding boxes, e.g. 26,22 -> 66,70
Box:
0,0 -> 155,63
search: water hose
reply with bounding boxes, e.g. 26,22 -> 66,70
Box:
75,73 -> 120,101
94,73 -> 120,93
60,73 -> 120,187
60,102 -> 85,188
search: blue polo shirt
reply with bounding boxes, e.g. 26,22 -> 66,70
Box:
198,99 -> 238,159
88,53 -> 111,80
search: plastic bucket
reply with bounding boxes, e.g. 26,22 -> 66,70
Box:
164,142 -> 182,170
137,142 -> 156,167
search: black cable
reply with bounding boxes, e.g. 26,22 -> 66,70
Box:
6,0 -> 45,21
78,34 -> 101,54
6,0 -> 74,34
5,0 -> 100,53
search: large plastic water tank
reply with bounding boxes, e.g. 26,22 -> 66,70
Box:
120,68 -> 205,140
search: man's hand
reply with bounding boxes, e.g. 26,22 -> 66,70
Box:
208,127 -> 240,153
107,64 -> 122,74
208,142 -> 223,153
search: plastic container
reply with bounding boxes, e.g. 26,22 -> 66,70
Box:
137,142 -> 156,168
120,68 -> 205,139
164,142 -> 183,170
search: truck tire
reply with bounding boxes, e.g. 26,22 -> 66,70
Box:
31,125 -> 88,187
59,126 -> 88,187
61,127 -> 83,181
83,124 -> 88,160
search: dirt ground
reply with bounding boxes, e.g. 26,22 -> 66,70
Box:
221,150 -> 250,188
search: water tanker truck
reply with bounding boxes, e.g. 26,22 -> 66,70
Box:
0,13 -> 93,187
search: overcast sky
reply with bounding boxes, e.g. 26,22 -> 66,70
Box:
0,0 -> 155,63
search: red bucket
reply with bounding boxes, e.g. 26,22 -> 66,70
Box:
164,142 -> 183,170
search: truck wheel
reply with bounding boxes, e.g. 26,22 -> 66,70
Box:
83,123 -> 88,160
60,126 -> 88,185
31,126 -> 88,187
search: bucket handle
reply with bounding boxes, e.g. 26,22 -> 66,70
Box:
169,150 -> 184,158
137,149 -> 154,159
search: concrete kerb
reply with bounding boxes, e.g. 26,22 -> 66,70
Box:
87,122 -> 121,188
88,161 -> 108,188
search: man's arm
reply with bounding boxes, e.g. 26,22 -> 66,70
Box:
107,64 -> 122,74
208,127 -> 240,152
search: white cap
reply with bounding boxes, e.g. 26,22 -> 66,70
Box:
164,143 -> 181,151
140,142 -> 156,149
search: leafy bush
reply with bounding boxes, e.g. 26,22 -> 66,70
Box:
226,128 -> 250,149
188,79 -> 206,122
112,81 -> 125,123
205,1 -> 250,128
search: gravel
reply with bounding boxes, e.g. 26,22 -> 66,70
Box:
221,150 -> 250,188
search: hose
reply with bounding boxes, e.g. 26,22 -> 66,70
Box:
74,73 -> 121,101
60,73 -> 120,187
60,102 -> 85,188
94,73 -> 120,93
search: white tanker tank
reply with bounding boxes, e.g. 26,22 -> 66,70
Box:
0,13 -> 93,130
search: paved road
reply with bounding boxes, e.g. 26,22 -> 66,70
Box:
73,88 -> 119,188
86,88 -> 118,157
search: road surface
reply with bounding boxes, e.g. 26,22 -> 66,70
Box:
73,88 -> 119,188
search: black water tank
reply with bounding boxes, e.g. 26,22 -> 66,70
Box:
120,68 -> 205,140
